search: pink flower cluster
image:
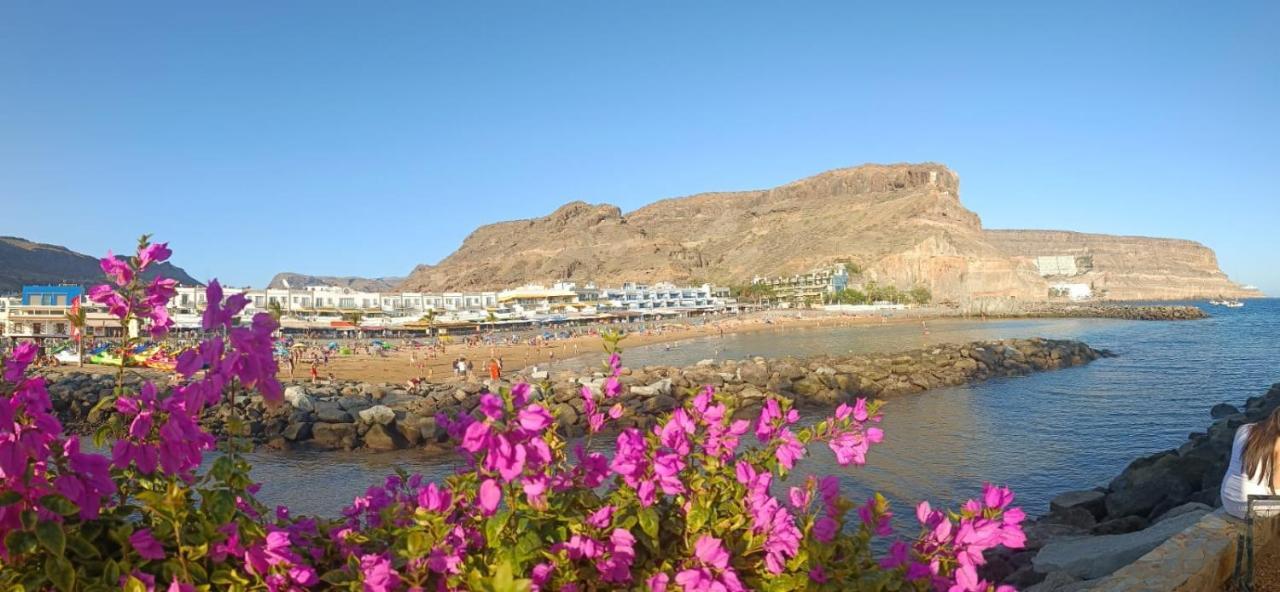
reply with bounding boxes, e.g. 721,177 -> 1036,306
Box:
0,344 -> 115,554
902,484 -> 1027,592
88,242 -> 177,339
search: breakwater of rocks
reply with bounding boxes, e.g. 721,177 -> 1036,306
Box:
988,303 -> 1208,321
40,337 -> 1108,454
983,382 -> 1280,590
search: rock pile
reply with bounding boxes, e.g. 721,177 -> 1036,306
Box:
40,337 -> 1108,453
984,382 -> 1280,590
996,304 -> 1208,321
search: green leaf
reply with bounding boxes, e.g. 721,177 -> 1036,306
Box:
38,494 -> 79,517
63,532 -> 100,559
485,508 -> 512,544
319,569 -> 353,585
405,530 -> 429,557
19,509 -> 36,530
45,555 -> 75,591
35,521 -> 65,556
4,530 -> 37,555
638,507 -> 659,540
0,491 -> 22,506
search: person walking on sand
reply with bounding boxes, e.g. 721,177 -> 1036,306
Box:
310,362 -> 318,385
488,357 -> 501,382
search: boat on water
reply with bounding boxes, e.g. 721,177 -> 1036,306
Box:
1209,299 -> 1226,306
1225,300 -> 1244,308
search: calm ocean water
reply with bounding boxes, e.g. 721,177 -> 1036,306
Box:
244,299 -> 1280,523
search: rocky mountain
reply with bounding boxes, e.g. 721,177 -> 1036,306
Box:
268,273 -> 403,293
983,230 -> 1261,300
0,236 -> 201,295
397,163 -> 1258,301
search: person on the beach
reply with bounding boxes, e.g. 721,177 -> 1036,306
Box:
488,357 -> 501,382
310,362 -> 318,384
1221,407 -> 1280,519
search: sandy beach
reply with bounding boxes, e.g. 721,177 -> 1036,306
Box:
279,310 -> 930,385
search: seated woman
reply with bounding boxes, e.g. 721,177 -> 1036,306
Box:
1221,411 -> 1280,519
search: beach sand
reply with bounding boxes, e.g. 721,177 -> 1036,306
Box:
280,311 -> 930,385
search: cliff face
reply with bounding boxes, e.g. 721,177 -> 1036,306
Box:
0,236 -> 201,295
268,273 -> 403,293
396,163 -> 1255,302
984,230 -> 1262,300
398,163 -> 1046,300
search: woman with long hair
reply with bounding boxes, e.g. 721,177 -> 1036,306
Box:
1221,409 -> 1280,518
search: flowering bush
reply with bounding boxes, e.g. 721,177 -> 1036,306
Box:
0,238 -> 1025,591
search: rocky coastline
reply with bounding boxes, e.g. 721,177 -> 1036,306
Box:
984,382 -> 1280,590
41,337 -> 1108,453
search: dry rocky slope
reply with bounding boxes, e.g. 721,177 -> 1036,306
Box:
984,229 -> 1260,301
397,163 -> 1258,301
268,272 -> 403,293
0,236 -> 200,294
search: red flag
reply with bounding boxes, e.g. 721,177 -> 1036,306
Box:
71,299 -> 81,341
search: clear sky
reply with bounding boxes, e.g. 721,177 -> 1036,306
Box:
1,1 -> 1276,293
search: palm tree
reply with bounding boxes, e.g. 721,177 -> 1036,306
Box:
419,309 -> 437,337
65,302 -> 87,367
267,300 -> 285,322
342,311 -> 364,326
486,310 -> 498,324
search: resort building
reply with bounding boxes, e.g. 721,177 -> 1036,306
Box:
497,284 -> 580,315
168,285 -> 504,330
0,285 -> 122,339
752,266 -> 850,306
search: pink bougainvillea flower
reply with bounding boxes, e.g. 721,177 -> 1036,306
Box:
136,241 -> 172,270
3,341 -> 37,382
359,553 -> 400,592
478,478 -> 501,515
130,528 -> 166,561
99,251 -> 133,286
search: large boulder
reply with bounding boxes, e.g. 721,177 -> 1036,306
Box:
311,422 -> 356,449
1050,490 -> 1107,520
363,423 -> 406,451
282,422 -> 313,441
737,363 -> 770,387
1104,453 -> 1204,518
1031,508 -> 1209,580
358,405 -> 396,426
284,386 -> 315,411
314,402 -> 353,423
1210,403 -> 1240,419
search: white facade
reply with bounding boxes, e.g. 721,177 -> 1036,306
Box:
585,282 -> 725,312
169,285 -> 500,329
1049,283 -> 1092,301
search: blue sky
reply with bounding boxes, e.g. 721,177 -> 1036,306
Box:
1,1 -> 1276,293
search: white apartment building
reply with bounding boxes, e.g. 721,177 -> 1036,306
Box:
566,281 -> 728,313
169,285 -> 501,329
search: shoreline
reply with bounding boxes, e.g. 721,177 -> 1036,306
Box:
274,304 -> 1199,385
33,303 -> 1200,385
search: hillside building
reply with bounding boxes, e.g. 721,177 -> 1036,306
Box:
752,266 -> 850,306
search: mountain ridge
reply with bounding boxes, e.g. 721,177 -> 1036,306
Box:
0,236 -> 202,295
267,273 -> 404,293
394,163 -> 1259,301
